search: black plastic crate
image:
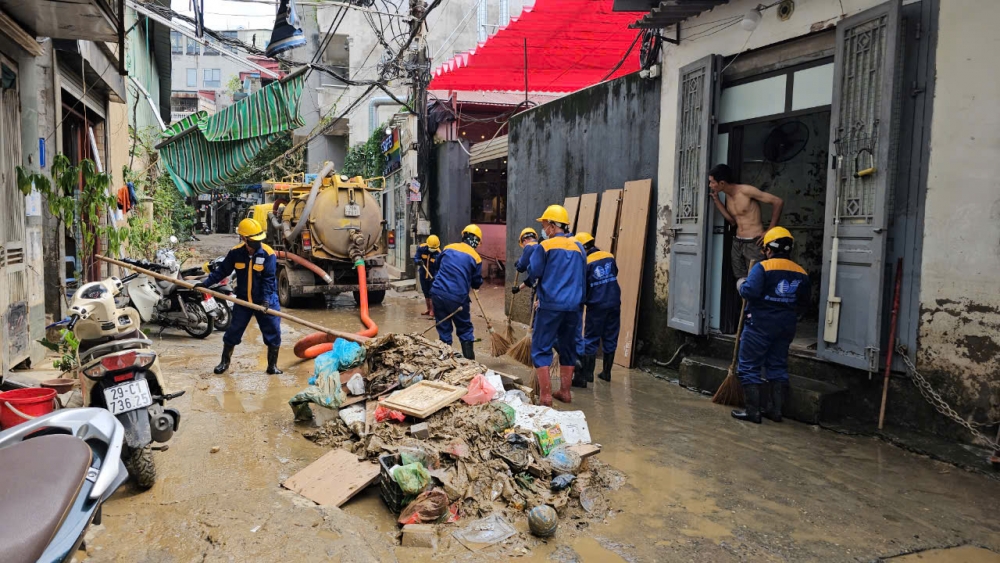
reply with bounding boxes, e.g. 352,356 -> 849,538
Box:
378,453 -> 406,513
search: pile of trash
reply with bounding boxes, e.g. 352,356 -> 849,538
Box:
294,333 -> 626,552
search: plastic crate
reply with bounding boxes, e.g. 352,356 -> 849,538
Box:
378,453 -> 406,513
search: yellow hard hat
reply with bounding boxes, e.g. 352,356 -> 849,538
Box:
575,232 -> 594,246
237,218 -> 266,241
762,226 -> 794,247
426,235 -> 441,250
519,227 -> 537,246
537,204 -> 570,225
201,261 -> 212,274
462,224 -> 483,240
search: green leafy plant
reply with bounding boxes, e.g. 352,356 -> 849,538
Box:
341,123 -> 388,186
38,329 -> 79,373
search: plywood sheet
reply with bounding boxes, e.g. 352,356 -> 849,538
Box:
594,189 -> 622,253
615,179 -> 652,368
380,380 -> 467,418
563,197 -> 580,232
567,443 -> 601,459
576,193 -> 598,235
282,449 -> 379,507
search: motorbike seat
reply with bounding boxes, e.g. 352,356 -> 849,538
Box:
78,329 -> 142,355
0,434 -> 92,563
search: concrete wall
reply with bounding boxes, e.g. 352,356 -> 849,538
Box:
506,72 -> 661,325
916,0 -> 1000,424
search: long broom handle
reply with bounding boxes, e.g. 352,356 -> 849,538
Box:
471,289 -> 496,333
420,307 -> 462,335
506,272 -> 520,319
96,255 -> 367,343
729,260 -> 755,372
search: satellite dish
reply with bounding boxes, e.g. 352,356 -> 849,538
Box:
763,121 -> 810,163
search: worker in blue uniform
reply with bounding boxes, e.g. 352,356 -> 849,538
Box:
528,205 -> 587,406
430,225 -> 484,360
198,218 -> 283,376
732,226 -> 811,424
511,227 -> 540,295
413,234 -> 441,317
571,232 -> 621,388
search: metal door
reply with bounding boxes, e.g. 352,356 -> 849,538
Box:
667,55 -> 721,334
818,0 -> 903,370
0,54 -> 29,370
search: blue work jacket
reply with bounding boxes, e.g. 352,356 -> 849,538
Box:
413,244 -> 440,281
529,233 -> 586,312
738,258 -> 811,328
430,242 -> 483,301
514,241 -> 540,287
584,247 -> 621,309
203,243 -> 278,305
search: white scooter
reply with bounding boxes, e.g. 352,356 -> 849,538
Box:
67,276 -> 184,490
118,243 -> 217,339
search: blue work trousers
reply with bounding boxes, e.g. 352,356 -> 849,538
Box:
418,275 -> 433,297
737,321 -> 795,385
532,308 -> 582,368
431,294 -> 474,344
583,306 -> 620,355
224,301 -> 281,348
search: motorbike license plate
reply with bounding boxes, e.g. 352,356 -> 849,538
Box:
104,380 -> 153,415
202,297 -> 218,312
345,204 -> 361,217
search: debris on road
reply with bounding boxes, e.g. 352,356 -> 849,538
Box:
210,446 -> 221,454
282,448 -> 380,507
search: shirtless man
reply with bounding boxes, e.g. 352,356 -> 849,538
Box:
708,164 -> 784,285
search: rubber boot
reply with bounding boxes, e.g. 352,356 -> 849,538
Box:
764,382 -> 786,422
536,366 -> 553,407
266,346 -> 283,375
461,341 -> 475,360
214,344 -> 234,375
572,357 -> 587,388
553,366 -> 574,404
731,384 -> 762,424
599,351 -> 615,382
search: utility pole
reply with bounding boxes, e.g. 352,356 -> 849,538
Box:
409,0 -> 430,269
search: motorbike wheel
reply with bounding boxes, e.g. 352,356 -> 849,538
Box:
354,289 -> 386,306
182,301 -> 215,339
126,445 -> 157,490
214,302 -> 232,331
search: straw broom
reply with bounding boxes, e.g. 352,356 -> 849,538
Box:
712,282 -> 751,408
503,272 -> 519,342
508,295 -> 535,367
471,289 -> 512,356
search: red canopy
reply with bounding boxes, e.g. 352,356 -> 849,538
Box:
429,0 -> 640,93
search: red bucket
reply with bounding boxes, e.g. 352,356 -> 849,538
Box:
0,388 -> 57,430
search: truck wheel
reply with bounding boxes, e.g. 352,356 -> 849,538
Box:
278,267 -> 294,308
354,290 -> 386,306
126,445 -> 157,490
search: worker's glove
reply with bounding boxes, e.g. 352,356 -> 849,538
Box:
511,285 -> 520,295
736,277 -> 747,291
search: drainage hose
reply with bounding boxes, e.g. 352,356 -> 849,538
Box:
285,161 -> 335,242
293,259 -> 379,359
275,251 -> 333,285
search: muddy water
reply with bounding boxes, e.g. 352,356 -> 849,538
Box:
82,283 -> 1000,562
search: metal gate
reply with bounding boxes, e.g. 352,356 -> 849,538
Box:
0,53 -> 30,372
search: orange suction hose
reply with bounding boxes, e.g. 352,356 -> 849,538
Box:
293,259 -> 379,359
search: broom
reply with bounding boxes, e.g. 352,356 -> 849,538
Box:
503,272 -> 520,342
472,289 -> 512,356
508,296 -> 535,367
712,268 -> 753,407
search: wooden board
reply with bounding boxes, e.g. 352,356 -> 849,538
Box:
576,193 -> 598,235
614,179 -> 652,368
567,443 -> 601,459
380,380 -> 467,418
595,189 -> 622,254
563,196 -> 580,232
282,449 -> 379,507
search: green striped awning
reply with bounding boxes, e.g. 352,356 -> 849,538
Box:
159,73 -> 305,196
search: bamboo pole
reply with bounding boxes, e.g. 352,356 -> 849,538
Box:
95,255 -> 367,343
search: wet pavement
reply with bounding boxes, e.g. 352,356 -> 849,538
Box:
81,270 -> 1000,562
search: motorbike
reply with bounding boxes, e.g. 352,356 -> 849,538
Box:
67,276 -> 184,489
0,408 -> 127,563
180,256 -> 233,331
118,250 -> 217,338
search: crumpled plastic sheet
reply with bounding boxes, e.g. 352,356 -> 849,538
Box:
452,513 -> 517,550
289,347 -> 349,419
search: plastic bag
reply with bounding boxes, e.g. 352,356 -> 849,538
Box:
492,403 -> 516,431
550,473 -> 575,491
345,373 -> 366,395
546,445 -> 582,474
399,445 -> 440,469
393,462 -> 431,495
338,404 -> 366,426
461,374 -> 496,405
288,354 -> 347,417
397,488 -> 449,525
330,338 -> 366,369
374,404 -> 406,422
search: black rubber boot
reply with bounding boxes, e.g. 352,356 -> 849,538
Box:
598,352 -> 615,382
584,354 -> 597,383
266,346 -> 283,375
764,382 -> 786,422
572,357 -> 588,388
731,384 -> 762,424
214,344 -> 234,375
461,341 -> 475,360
